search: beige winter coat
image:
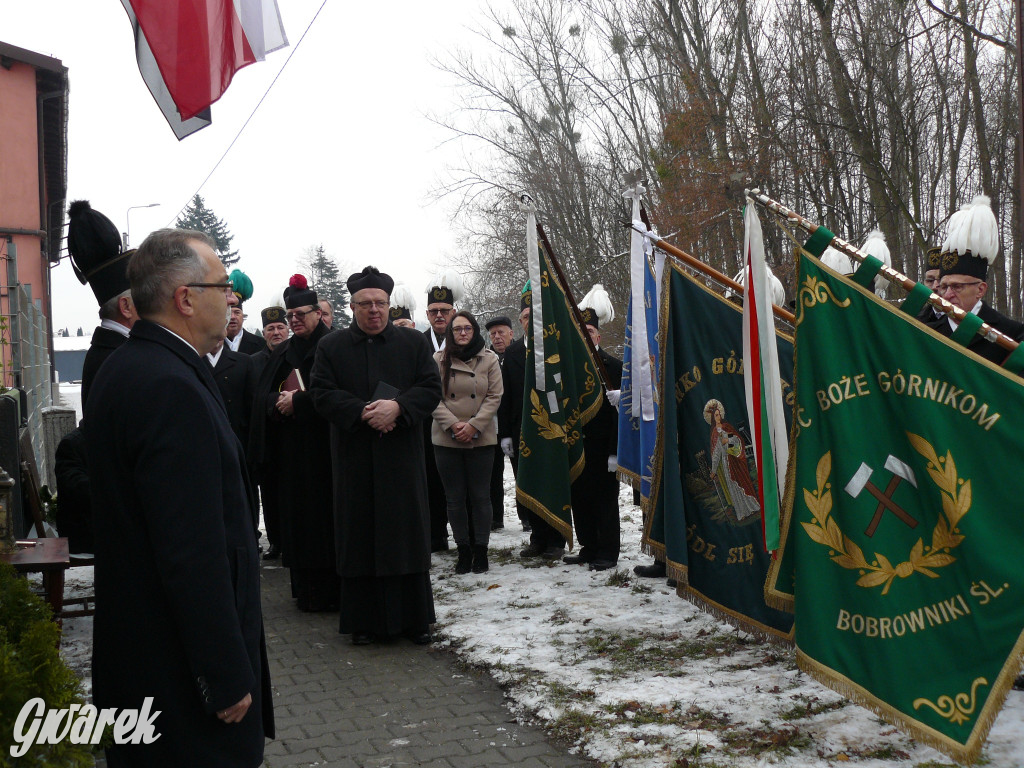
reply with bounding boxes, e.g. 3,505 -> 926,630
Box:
431,348 -> 503,448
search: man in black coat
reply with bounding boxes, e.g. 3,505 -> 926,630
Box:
485,315 -> 515,530
86,228 -> 272,767
422,272 -> 463,551
565,294 -> 623,571
927,196 -> 1024,366
249,276 -> 337,609
66,200 -> 139,407
312,266 -> 442,646
207,340 -> 257,452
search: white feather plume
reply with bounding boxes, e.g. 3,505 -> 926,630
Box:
579,283 -> 615,325
944,195 -> 999,264
820,246 -> 854,276
726,266 -> 786,306
425,270 -> 466,303
390,284 -> 417,313
861,229 -> 892,295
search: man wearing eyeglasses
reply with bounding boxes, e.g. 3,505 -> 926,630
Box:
85,228 -> 273,765
249,274 -> 338,612
928,196 -> 1024,365
311,266 -> 443,646
422,272 -> 466,551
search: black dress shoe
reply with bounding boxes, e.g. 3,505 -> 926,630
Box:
588,559 -> 616,571
430,541 -> 450,553
406,629 -> 432,645
562,553 -> 589,565
262,544 -> 281,561
541,546 -> 566,559
520,543 -> 543,558
666,578 -> 678,588
633,561 -> 667,578
352,632 -> 374,645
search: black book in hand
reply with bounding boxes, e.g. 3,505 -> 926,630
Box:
371,381 -> 401,401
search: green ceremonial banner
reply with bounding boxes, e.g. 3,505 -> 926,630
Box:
766,251 -> 1024,763
516,247 -> 604,545
647,261 -> 794,640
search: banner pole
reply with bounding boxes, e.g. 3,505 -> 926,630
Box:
745,188 -> 1021,357
622,219 -> 796,324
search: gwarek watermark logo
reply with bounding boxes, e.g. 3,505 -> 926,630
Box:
10,697 -> 161,757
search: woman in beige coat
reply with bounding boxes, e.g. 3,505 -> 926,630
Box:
432,311 -> 504,573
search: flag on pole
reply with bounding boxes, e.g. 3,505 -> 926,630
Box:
741,203 -> 789,551
617,189 -> 660,502
515,227 -> 604,547
766,246 -> 1024,763
646,258 -> 794,639
121,0 -> 288,139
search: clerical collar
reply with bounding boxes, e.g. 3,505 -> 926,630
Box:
99,318 -> 131,338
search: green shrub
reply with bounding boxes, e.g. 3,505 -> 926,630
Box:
0,561 -> 94,767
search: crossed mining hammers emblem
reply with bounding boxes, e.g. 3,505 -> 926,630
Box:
844,455 -> 919,538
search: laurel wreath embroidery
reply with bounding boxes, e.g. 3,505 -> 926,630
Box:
795,275 -> 851,325
529,390 -> 567,441
801,433 -> 969,595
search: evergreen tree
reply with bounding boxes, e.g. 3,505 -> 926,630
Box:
76,327 -> 83,337
175,194 -> 239,267
298,244 -> 351,327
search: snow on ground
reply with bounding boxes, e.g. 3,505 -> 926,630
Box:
430,473 -> 1024,768
50,462 -> 1022,767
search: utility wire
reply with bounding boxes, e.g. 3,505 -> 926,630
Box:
167,0 -> 329,225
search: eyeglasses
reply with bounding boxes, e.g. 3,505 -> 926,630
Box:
451,325 -> 473,335
353,300 -> 389,310
186,281 -> 234,292
285,308 -> 320,321
936,281 -> 982,294
426,308 -> 453,316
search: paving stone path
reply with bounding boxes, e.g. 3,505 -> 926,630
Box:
260,563 -> 595,768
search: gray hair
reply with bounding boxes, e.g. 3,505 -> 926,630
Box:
127,229 -> 215,316
98,288 -> 132,321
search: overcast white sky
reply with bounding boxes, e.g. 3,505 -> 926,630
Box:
4,0 -> 495,333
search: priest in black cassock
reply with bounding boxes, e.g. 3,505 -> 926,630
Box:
311,266 -> 442,646
249,275 -> 336,610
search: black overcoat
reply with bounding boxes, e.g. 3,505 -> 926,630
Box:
209,347 -> 256,453
311,322 -> 442,577
85,320 -> 272,767
497,336 -> 526,442
236,328 -> 266,355
926,301 -> 1024,365
249,322 -> 334,569
81,325 -> 127,408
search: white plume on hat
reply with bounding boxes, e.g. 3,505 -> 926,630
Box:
944,195 -> 999,263
579,284 -> 615,325
425,269 -> 466,303
390,284 -> 417,313
861,229 -> 892,296
820,246 -> 854,276
727,266 -> 786,307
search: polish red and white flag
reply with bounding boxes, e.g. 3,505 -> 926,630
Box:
121,0 -> 288,139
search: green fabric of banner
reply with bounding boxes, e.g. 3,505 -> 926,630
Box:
647,262 -> 794,639
852,255 -> 883,290
950,311 -> 984,347
767,252 -> 1024,763
516,247 -> 604,546
802,227 -> 834,257
1001,338 -> 1024,374
901,282 -> 933,317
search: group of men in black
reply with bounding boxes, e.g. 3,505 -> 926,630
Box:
61,201 -> 622,647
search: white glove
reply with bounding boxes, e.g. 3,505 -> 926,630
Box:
607,454 -> 618,472
500,437 -> 514,458
605,389 -> 621,408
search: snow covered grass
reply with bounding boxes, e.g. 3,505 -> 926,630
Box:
430,478 -> 1024,768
